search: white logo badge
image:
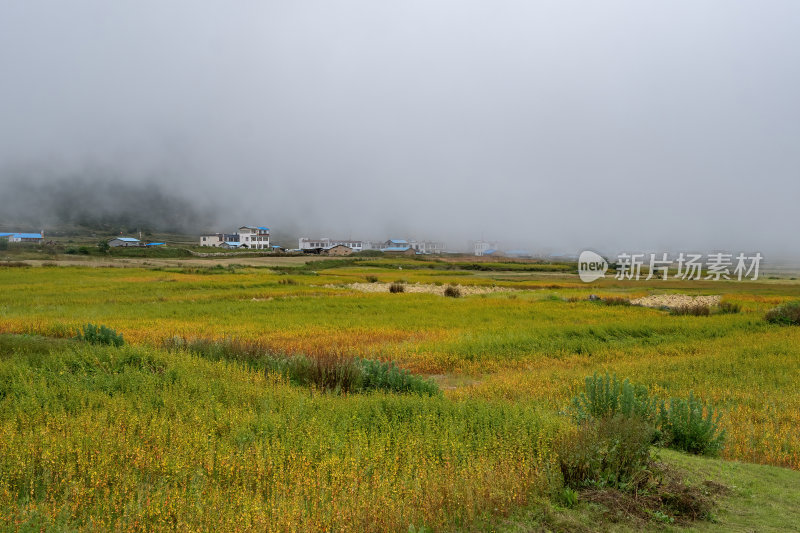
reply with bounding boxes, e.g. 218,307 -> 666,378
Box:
578,251 -> 608,282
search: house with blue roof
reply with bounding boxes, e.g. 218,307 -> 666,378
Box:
383,246 -> 417,256
5,232 -> 44,244
238,226 -> 270,250
108,237 -> 142,247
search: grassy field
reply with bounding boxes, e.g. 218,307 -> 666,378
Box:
1,258 -> 799,530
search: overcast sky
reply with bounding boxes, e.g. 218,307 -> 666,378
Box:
1,1 -> 798,257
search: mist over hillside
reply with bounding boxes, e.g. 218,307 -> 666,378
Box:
0,174 -> 214,235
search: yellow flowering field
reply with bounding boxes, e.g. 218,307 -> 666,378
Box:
1,260 -> 799,529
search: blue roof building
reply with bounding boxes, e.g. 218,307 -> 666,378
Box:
7,233 -> 44,242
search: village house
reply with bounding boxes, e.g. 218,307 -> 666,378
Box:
108,237 -> 143,247
408,240 -> 446,254
238,226 -> 270,250
299,237 -> 446,254
0,232 -> 44,244
199,234 -> 223,247
299,238 -> 363,252
322,244 -> 354,256
383,246 -> 417,256
473,240 -> 499,256
199,233 -> 239,247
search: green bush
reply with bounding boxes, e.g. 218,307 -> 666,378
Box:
571,373 -> 726,456
559,487 -> 579,508
0,238 -> 7,251
658,393 -> 726,456
571,372 -> 657,424
76,323 -> 124,347
365,275 -> 379,283
282,353 -> 363,394
443,285 -> 461,298
358,359 -> 440,396
765,301 -> 800,326
599,297 -> 631,306
389,282 -> 405,293
163,337 -> 440,396
278,278 -> 298,285
559,415 -> 654,489
718,301 -> 741,314
670,304 -> 711,316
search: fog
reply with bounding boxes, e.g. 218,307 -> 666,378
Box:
1,1 -> 798,257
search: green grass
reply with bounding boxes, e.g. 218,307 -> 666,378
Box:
1,261 -> 800,530
497,449 -> 800,532
0,334 -> 563,531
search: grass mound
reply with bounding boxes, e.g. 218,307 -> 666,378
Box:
765,301 -> 800,325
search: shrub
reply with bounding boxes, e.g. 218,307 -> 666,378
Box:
559,487 -> 579,508
670,304 -> 711,316
97,240 -> 110,253
358,358 -> 440,396
718,301 -> 741,314
163,337 -> 440,396
0,238 -> 7,250
443,285 -> 461,298
658,393 -> 726,456
285,352 -> 363,394
78,246 -> 91,255
600,297 -> 631,306
559,415 -> 655,489
0,261 -> 31,268
765,301 -> 800,326
389,282 -> 405,293
571,372 -> 726,455
571,372 -> 657,424
76,323 -> 124,347
278,278 -> 298,285
365,275 -> 379,283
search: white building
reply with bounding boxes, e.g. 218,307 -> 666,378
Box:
473,240 -> 498,256
299,238 -> 363,252
199,233 -> 240,247
409,240 -> 446,254
298,237 -> 446,254
238,226 -> 270,249
200,234 -> 223,247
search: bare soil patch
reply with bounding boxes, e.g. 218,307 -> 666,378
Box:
631,294 -> 721,309
329,282 -> 515,296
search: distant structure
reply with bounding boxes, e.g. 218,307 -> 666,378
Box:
238,226 -> 270,250
383,246 -> 417,256
0,232 -> 44,244
200,233 -> 239,247
299,238 -> 363,253
409,240 -> 445,254
473,240 -> 499,256
108,237 -> 143,247
199,226 -> 270,249
300,237 -> 445,254
322,244 -> 354,256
